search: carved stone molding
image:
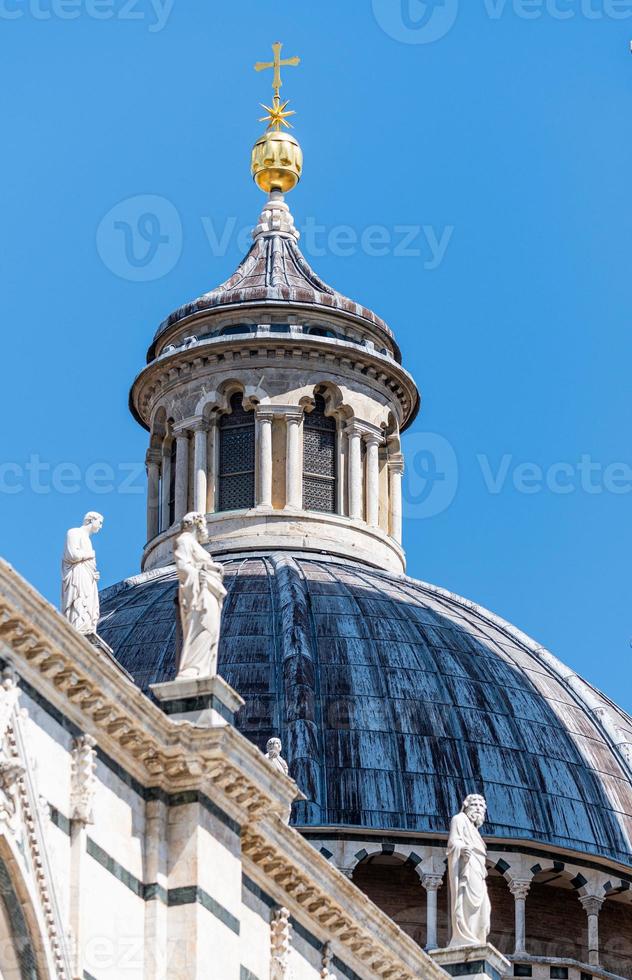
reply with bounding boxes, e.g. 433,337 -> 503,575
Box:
132,338 -> 417,433
242,826 -> 441,980
271,906 -> 292,980
70,734 -> 97,825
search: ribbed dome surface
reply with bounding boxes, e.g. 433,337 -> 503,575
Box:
98,554 -> 632,866
150,232 -> 395,357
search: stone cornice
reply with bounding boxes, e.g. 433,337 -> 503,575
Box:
0,560 -> 297,828
129,334 -> 420,434
242,819 -> 446,980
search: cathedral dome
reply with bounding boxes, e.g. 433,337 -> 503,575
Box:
98,552 -> 632,869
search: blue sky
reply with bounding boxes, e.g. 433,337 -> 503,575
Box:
0,1 -> 630,709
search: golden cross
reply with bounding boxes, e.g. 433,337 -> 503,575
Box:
254,41 -> 300,102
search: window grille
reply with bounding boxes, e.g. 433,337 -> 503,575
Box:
218,393 -> 255,512
303,394 -> 337,513
168,438 -> 177,526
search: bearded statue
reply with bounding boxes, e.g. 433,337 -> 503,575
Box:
447,794 -> 491,947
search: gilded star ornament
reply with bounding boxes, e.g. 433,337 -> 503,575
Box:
259,98 -> 295,131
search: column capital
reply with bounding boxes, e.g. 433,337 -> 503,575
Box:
255,406 -> 275,424
145,448 -> 162,467
580,895 -> 605,916
190,417 -> 208,433
421,873 -> 443,892
173,426 -> 190,441
364,431 -> 383,448
345,419 -> 383,442
509,879 -> 532,901
284,407 -> 304,424
388,453 -> 405,474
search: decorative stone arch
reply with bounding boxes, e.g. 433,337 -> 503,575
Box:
482,859 -> 521,957
523,863 -> 593,962
350,845 -> 427,949
600,883 -> 632,976
0,831 -> 57,979
299,382 -> 351,422
195,377 -> 266,418
149,405 -> 167,449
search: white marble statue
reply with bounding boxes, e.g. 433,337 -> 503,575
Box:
447,794 -> 491,948
265,737 -> 291,824
265,737 -> 289,778
174,512 -> 226,680
61,512 -> 104,635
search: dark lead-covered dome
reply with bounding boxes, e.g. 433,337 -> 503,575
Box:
98,554 -> 632,866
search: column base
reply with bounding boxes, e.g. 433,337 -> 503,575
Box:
429,944 -> 510,980
150,674 -> 244,727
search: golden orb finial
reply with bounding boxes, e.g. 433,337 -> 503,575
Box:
251,42 -> 303,194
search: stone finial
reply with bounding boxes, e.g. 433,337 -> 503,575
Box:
253,190 -> 300,241
271,906 -> 291,979
321,942 -> 337,979
447,794 -> 491,948
70,734 -> 97,825
61,513 -> 104,635
0,669 -> 20,744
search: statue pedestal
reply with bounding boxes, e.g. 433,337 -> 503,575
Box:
428,944 -> 510,980
151,674 -> 244,728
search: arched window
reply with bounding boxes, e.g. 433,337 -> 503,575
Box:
303,394 -> 337,513
0,856 -> 42,978
167,436 -> 177,527
218,393 -> 255,511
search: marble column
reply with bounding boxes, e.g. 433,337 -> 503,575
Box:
347,424 -> 362,520
365,433 -> 381,528
174,429 -> 190,523
580,895 -> 604,966
285,408 -> 303,510
145,448 -> 161,541
160,441 -> 172,532
192,420 -> 208,514
388,455 -> 404,544
509,879 -> 531,956
421,874 -> 443,950
257,410 -> 274,509
206,417 -> 217,513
